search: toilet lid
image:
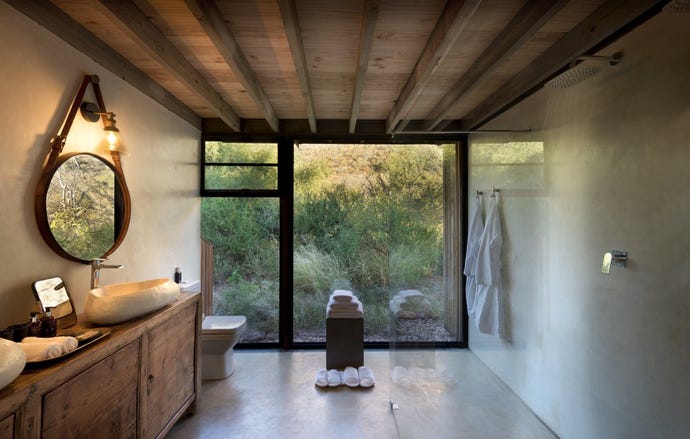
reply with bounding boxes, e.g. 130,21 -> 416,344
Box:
202,315 -> 246,334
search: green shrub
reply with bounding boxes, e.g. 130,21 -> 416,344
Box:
293,244 -> 347,296
363,303 -> 391,335
293,291 -> 329,332
213,273 -> 278,335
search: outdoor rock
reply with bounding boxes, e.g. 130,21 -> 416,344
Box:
389,290 -> 434,319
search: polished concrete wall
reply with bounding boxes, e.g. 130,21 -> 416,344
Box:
0,2 -> 200,326
468,10 -> 690,439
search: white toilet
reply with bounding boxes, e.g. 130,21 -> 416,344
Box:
201,315 -> 246,380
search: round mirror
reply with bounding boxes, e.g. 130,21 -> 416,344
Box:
35,152 -> 130,264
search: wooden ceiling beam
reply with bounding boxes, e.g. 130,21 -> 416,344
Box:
277,0 -> 317,133
385,0 -> 482,134
184,0 -> 279,132
96,0 -> 241,131
425,0 -> 568,131
349,0 -> 380,134
3,0 -> 201,129
461,0 -> 666,130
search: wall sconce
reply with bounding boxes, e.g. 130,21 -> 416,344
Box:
79,101 -> 121,150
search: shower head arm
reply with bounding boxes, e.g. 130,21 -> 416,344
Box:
576,51 -> 623,66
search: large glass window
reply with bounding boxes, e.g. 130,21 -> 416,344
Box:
201,140 -> 462,346
201,141 -> 281,344
201,197 -> 279,343
293,143 -> 459,343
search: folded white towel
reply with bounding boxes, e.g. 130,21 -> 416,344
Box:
331,290 -> 354,302
328,304 -> 359,310
327,369 -> 342,387
327,297 -> 361,309
327,299 -> 364,318
22,336 -> 78,354
19,342 -> 63,362
314,369 -> 329,387
327,311 -> 363,319
342,366 -> 360,387
358,366 -> 375,387
327,306 -> 363,319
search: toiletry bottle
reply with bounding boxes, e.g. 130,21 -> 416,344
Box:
174,266 -> 182,284
40,307 -> 58,337
29,312 -> 41,337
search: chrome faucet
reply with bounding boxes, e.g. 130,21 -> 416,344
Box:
90,258 -> 123,289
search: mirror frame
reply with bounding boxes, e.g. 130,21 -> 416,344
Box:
35,151 -> 130,264
34,75 -> 131,264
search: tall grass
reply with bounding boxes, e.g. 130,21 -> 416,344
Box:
293,244 -> 348,296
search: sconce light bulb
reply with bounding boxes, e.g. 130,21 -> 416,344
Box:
102,112 -> 120,151
106,130 -> 120,151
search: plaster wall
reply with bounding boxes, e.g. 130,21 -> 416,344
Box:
468,10 -> 690,439
0,2 -> 201,326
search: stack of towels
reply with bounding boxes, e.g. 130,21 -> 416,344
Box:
314,366 -> 375,388
19,336 -> 78,362
327,290 -> 363,318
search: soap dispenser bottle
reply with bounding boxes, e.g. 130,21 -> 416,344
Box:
40,307 -> 58,337
29,312 -> 41,337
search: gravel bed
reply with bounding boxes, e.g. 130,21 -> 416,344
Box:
240,318 -> 455,344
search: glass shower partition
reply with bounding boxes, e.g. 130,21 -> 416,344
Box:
389,290 -> 462,438
388,142 -> 463,438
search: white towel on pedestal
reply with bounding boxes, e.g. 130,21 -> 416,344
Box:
331,290 -> 354,302
327,297 -> 361,309
326,297 -> 363,318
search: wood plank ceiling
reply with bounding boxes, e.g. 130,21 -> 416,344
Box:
6,0 -> 670,134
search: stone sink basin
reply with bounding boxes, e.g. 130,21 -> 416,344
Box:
0,338 -> 26,391
84,278 -> 180,325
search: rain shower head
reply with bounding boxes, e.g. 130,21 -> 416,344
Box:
665,0 -> 690,12
544,52 -> 623,89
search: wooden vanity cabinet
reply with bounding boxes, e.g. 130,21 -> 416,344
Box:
0,292 -> 201,439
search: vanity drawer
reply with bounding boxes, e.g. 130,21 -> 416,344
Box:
0,413 -> 14,439
41,340 -> 140,439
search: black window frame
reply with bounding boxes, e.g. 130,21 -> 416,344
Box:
200,133 -> 468,350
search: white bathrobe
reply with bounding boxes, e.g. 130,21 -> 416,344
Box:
473,193 -> 505,336
464,195 -> 483,319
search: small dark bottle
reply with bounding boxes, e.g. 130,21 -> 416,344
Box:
40,307 -> 58,337
29,312 -> 42,337
174,266 -> 182,284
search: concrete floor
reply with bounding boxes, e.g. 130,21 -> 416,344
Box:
168,349 -> 557,439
